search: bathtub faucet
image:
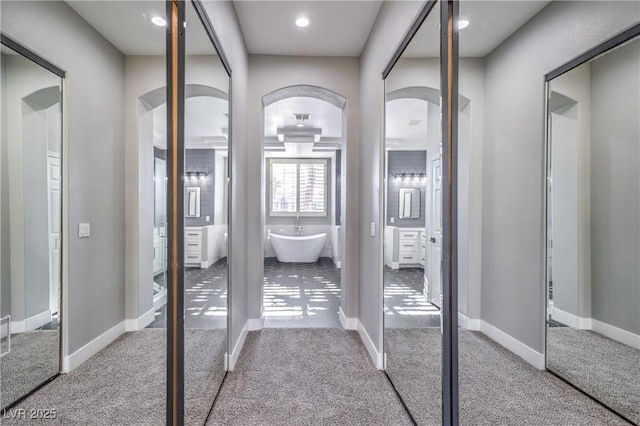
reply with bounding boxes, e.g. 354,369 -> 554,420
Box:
295,213 -> 302,236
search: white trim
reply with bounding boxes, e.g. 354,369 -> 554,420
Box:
357,321 -> 383,369
228,321 -> 249,371
458,312 -> 481,331
62,320 -> 126,373
11,310 -> 52,333
480,320 -> 545,370
335,260 -> 342,269
125,308 -> 155,332
153,291 -> 167,311
591,319 -> 640,349
549,307 -> 580,328
247,317 -> 263,331
339,307 -> 358,330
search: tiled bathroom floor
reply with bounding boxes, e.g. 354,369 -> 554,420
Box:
384,266 -> 440,328
263,257 -> 341,328
148,258 -> 228,329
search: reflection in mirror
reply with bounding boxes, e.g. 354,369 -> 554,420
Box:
183,2 -> 229,423
0,41 -> 62,409
398,188 -> 420,219
186,187 -> 201,217
383,2 -> 442,424
546,33 -> 640,423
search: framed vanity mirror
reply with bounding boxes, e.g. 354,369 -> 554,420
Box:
545,23 -> 640,424
185,186 -> 201,217
398,188 -> 420,219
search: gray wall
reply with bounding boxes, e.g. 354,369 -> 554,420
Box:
246,55 -> 361,320
359,0 -> 426,353
590,39 -> 640,335
201,1 -> 250,351
386,150 -> 427,227
2,1 -> 126,353
185,149 -> 215,227
481,1 -> 640,352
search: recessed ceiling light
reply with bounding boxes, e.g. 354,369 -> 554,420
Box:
296,123 -> 305,128
151,16 -> 167,27
296,17 -> 310,28
457,19 -> 469,30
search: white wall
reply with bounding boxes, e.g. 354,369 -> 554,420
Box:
246,55 -> 361,321
481,1 -> 639,353
1,1 -> 127,354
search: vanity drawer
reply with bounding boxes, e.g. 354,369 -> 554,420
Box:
185,253 -> 201,263
185,240 -> 202,251
185,230 -> 202,239
399,240 -> 418,251
399,253 -> 418,263
399,230 -> 419,240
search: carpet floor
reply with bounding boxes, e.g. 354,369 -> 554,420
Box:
547,327 -> 640,424
3,329 -> 225,425
1,330 -> 60,408
385,328 -> 632,425
206,329 -> 413,425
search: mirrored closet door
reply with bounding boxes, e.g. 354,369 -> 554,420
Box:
546,25 -> 640,424
383,2 -> 443,424
182,2 -> 230,423
0,37 -> 63,410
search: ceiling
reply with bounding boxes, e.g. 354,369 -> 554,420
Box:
385,98 -> 429,150
404,1 -> 550,58
66,1 -> 215,55
233,1 -> 383,57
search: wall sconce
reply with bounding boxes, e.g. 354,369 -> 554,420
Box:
185,171 -> 207,182
394,173 -> 407,182
394,172 -> 426,182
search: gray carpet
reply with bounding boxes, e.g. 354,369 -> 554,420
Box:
4,329 -> 226,425
1,330 -> 60,408
548,327 -> 640,424
384,328 -> 632,425
206,329 -> 413,425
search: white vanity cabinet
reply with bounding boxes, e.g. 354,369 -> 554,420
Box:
384,227 -> 425,269
185,227 -> 203,267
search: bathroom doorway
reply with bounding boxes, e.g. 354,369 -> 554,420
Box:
261,86 -> 346,328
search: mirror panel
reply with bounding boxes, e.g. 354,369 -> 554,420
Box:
183,2 -> 229,423
0,41 -> 63,410
546,32 -> 640,424
383,3 -> 442,424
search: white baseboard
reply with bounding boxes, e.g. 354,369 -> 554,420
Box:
125,308 -> 155,332
591,319 -> 640,349
153,292 -> 167,311
458,312 -> 481,331
247,317 -> 263,331
480,320 -> 545,370
63,320 -> 126,373
11,310 -> 52,333
228,321 -> 248,371
357,321 -> 383,369
339,307 -> 358,330
550,307 -> 580,328
335,260 -> 342,269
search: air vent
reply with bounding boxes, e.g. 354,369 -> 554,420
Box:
293,113 -> 311,121
408,119 -> 422,126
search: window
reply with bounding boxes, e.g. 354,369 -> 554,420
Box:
269,158 -> 328,216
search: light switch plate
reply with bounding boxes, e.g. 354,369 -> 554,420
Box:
370,222 -> 376,237
79,223 -> 90,238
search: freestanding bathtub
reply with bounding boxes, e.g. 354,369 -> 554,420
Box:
269,233 -> 327,263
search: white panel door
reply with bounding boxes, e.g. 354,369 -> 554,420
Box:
47,153 -> 61,315
429,157 -> 442,307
